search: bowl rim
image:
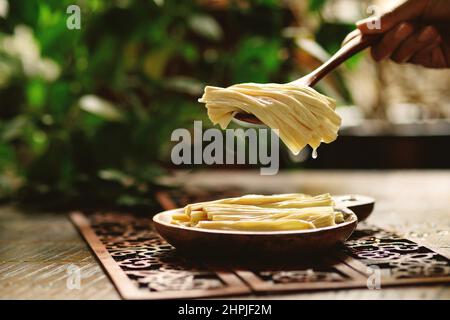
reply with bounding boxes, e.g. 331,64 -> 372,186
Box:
153,206 -> 358,236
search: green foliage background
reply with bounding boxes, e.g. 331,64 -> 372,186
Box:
0,0 -> 356,210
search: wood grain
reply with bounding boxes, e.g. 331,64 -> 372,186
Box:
0,205 -> 119,299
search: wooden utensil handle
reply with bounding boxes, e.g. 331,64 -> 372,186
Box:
297,31 -> 381,87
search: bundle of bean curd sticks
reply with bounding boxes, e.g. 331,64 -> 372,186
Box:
170,193 -> 345,231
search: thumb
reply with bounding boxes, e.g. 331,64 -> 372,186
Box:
356,0 -> 429,34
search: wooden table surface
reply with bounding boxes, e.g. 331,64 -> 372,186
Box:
1,170 -> 449,299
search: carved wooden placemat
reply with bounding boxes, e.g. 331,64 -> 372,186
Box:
234,226 -> 450,293
233,253 -> 368,293
343,226 -> 450,286
70,212 -> 250,299
70,190 -> 450,299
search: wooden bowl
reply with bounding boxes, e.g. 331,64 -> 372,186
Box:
153,207 -> 357,257
333,194 -> 375,221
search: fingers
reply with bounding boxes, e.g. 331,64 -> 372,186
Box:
370,22 -> 414,61
408,45 -> 434,67
391,25 -> 441,63
442,42 -> 450,68
409,44 -> 447,68
430,47 -> 447,68
356,0 -> 429,34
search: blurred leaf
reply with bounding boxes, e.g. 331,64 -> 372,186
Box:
164,76 -> 204,95
188,14 -> 223,42
80,112 -> 105,134
48,82 -> 71,118
117,194 -> 139,206
254,0 -> 279,6
308,0 -> 328,12
98,169 -> 135,187
28,130 -> 48,155
345,52 -> 363,70
315,22 -> 354,54
296,38 -> 330,62
26,79 -> 46,110
232,37 -> 282,83
79,95 -> 124,122
180,44 -> 198,63
0,143 -> 14,168
8,0 -> 39,27
143,46 -> 173,79
1,116 -> 28,142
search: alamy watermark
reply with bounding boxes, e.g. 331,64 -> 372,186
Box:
366,265 -> 382,290
171,121 -> 280,175
66,264 -> 81,290
365,5 -> 382,30
66,5 -> 81,30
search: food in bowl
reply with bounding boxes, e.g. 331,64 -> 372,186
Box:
171,193 -> 346,231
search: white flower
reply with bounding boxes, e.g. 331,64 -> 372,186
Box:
1,25 -> 60,81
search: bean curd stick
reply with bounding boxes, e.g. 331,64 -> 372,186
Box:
190,211 -> 208,225
334,212 -> 344,223
170,193 -> 345,231
210,215 -> 263,221
184,193 -> 310,215
171,220 -> 190,227
199,83 -> 341,155
196,219 -> 315,231
204,205 -> 335,217
261,197 -> 334,209
275,211 -> 334,221
222,193 -> 310,205
304,213 -> 336,228
171,213 -> 190,222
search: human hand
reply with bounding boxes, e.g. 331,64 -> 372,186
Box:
344,0 -> 450,68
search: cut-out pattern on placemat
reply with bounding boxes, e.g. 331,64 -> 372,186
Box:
234,255 -> 368,293
343,226 -> 450,286
70,212 -> 250,299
